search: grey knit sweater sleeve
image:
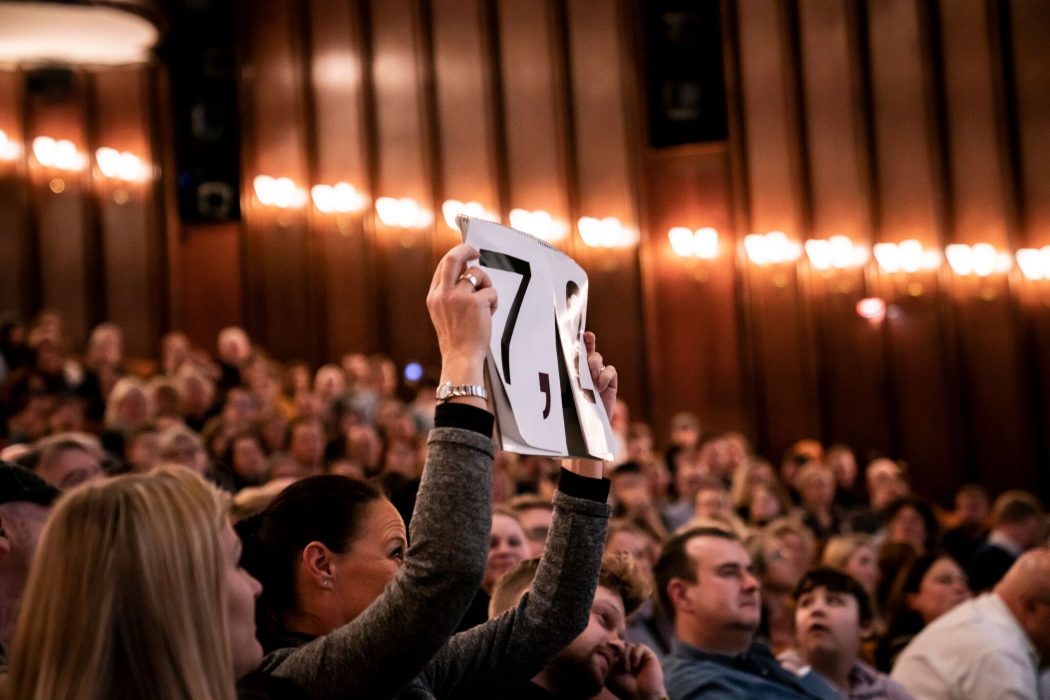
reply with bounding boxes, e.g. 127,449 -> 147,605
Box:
417,488 -> 612,698
264,426 -> 494,699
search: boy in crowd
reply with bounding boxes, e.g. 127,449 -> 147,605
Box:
779,568 -> 912,699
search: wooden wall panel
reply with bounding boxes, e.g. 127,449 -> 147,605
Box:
180,222 -> 243,350
240,0 -> 316,361
642,146 -> 746,438
496,0 -> 571,235
866,0 -> 962,500
1011,0 -> 1050,247
93,67 -> 159,357
735,0 -> 820,458
370,0 -> 438,366
307,0 -> 377,357
939,0 -> 1032,492
1009,0 -> 1050,494
26,71 -> 94,346
566,0 -> 645,412
804,269 -> 892,458
736,0 -> 802,233
797,0 -> 868,239
0,71 -> 30,319
796,0 -> 890,456
430,0 -> 500,251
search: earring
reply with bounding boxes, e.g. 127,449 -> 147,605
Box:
322,577 -> 333,590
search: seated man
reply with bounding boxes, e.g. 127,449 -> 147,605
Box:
778,567 -> 913,699
489,555 -> 667,699
966,490 -> 1043,593
891,548 -> 1050,699
654,527 -> 838,699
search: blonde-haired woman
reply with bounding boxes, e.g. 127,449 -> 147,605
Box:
7,467 -> 266,700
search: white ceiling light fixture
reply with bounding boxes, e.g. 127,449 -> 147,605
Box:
0,2 -> 161,66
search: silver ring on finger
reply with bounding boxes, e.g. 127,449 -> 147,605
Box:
459,272 -> 480,291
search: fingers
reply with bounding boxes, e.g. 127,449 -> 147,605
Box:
583,330 -> 596,356
595,364 -> 617,394
432,243 -> 480,292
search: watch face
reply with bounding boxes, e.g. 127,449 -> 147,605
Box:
436,383 -> 451,400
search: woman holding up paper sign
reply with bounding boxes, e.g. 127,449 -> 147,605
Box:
239,243 -> 618,699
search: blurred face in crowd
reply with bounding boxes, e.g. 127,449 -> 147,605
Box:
290,421 -> 325,468
126,430 -> 160,473
795,585 -> 864,667
673,452 -> 705,503
218,327 -> 251,366
314,365 -> 347,403
627,426 -> 654,462
844,545 -> 879,594
161,332 -> 189,375
220,522 -> 263,677
825,448 -> 858,490
694,486 -> 730,521
331,498 -> 407,624
748,485 -> 783,525
37,445 -> 102,490
517,506 -> 553,558
231,435 -> 267,484
483,513 -> 530,593
611,470 -> 651,515
223,388 -> 257,429
955,489 -> 989,527
907,556 -> 970,624
642,459 -> 671,502
798,466 -> 835,510
887,505 -> 927,550
382,440 -> 419,479
163,436 -> 209,476
116,389 -> 149,429
606,528 -> 656,573
348,425 -> 382,470
867,459 -> 909,511
762,532 -> 808,591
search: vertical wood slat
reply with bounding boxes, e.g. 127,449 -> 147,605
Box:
1007,0 -> 1050,495
369,0 -> 438,367
735,0 -> 820,457
938,0 -> 1033,491
240,0 -> 315,361
495,0 -> 571,238
641,146 -> 747,438
307,0 -> 377,357
565,0 -> 645,411
93,67 -> 158,357
0,71 -> 30,318
25,70 -> 92,346
796,0 -> 891,457
865,0 -> 965,501
430,0 -> 500,252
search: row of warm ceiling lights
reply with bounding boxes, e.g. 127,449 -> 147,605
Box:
0,129 -> 150,182
671,228 -> 1050,281
252,175 -> 639,249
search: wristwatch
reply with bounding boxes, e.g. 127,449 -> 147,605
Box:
436,382 -> 488,402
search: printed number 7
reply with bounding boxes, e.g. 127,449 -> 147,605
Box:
478,250 -> 531,384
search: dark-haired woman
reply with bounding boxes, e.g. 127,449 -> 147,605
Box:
874,551 -> 971,671
241,244 -> 618,698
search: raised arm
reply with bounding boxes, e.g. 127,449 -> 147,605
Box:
419,337 -> 619,698
267,244 -> 500,698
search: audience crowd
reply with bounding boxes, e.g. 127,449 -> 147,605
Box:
0,244 -> 1049,699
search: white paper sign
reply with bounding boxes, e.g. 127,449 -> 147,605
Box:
459,216 -> 615,460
